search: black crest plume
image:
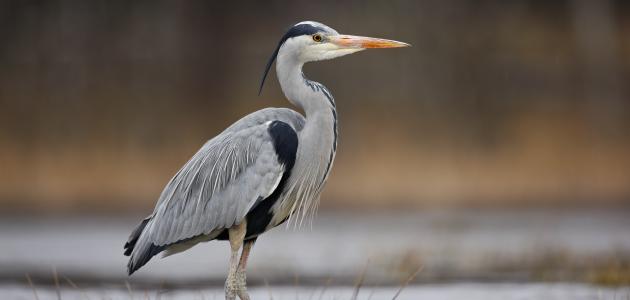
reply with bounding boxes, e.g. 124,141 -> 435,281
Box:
258,23 -> 325,95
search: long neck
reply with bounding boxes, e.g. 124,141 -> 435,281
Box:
276,54 -> 336,117
275,52 -> 338,171
274,52 -> 339,227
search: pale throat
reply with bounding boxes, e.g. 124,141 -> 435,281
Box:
275,54 -> 337,161
276,53 -> 335,116
276,49 -> 338,151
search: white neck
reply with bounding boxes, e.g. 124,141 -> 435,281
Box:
272,46 -> 339,228
276,52 -> 335,116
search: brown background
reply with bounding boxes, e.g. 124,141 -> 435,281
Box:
1,0 -> 629,214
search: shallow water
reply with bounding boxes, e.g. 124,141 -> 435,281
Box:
1,209 -> 629,300
2,209 -> 629,284
3,283 -> 630,300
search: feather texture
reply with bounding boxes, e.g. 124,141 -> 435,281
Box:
126,108 -> 304,274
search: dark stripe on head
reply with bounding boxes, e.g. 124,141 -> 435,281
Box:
259,23 -> 327,95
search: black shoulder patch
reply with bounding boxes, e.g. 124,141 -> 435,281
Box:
267,121 -> 298,168
243,121 -> 299,239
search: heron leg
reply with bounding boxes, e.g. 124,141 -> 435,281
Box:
225,221 -> 246,300
235,237 -> 257,300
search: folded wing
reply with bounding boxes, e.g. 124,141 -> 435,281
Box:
127,119 -> 297,274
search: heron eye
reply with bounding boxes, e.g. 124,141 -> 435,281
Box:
312,34 -> 322,42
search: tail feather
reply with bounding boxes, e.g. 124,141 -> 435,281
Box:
123,216 -> 217,275
124,217 -> 151,256
127,242 -> 165,275
125,216 -> 166,275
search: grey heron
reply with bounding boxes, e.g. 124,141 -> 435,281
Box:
124,21 -> 408,300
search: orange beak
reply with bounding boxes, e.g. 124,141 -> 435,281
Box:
329,35 -> 410,49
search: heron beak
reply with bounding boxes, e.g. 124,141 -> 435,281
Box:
330,35 -> 410,49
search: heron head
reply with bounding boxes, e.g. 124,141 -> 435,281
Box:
259,21 -> 410,94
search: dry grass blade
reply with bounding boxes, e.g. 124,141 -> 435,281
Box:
125,281 -> 134,300
391,266 -> 423,300
307,287 -> 318,300
367,277 -> 386,300
318,277 -> 333,300
351,261 -> 369,300
264,278 -> 274,300
294,272 -> 301,300
26,273 -> 40,300
52,266 -> 61,300
156,280 -> 165,300
63,275 -> 91,300
366,289 -> 376,300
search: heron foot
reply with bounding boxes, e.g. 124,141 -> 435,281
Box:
225,269 -> 249,300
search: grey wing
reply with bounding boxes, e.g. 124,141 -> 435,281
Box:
127,118 -> 296,274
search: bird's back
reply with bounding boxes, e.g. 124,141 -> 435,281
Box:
124,107 -> 304,274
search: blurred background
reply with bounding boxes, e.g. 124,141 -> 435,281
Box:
1,0 -> 630,299
1,0 -> 630,212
